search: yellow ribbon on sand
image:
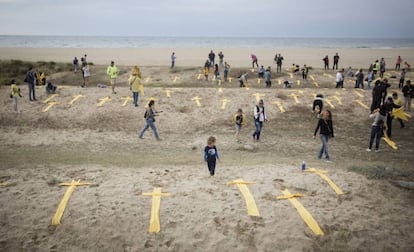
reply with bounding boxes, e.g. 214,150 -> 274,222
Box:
142,187 -> 171,233
305,168 -> 344,195
227,179 -> 260,217
277,189 -> 324,236
51,180 -> 91,225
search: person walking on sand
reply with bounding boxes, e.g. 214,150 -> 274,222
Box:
355,69 -> 364,89
252,99 -> 267,142
107,61 -> 118,94
208,50 -> 215,67
371,80 -> 383,112
233,108 -> 244,137
73,57 -> 79,73
129,65 -> 143,107
366,105 -> 387,152
218,51 -> 224,67
81,62 -> 90,88
392,92 -> 405,128
379,58 -> 386,78
402,80 -> 413,111
333,53 -> 340,70
171,52 -> 176,68
24,66 -> 36,101
323,55 -> 329,70
335,69 -> 344,88
214,64 -> 220,81
396,56 -> 402,70
367,69 -> 373,89
251,54 -> 259,68
399,68 -> 406,89
139,100 -> 160,140
204,60 -> 210,81
10,80 -> 22,113
204,136 -> 219,177
314,110 -> 334,162
276,53 -> 284,72
223,62 -> 230,82
264,67 -> 272,88
302,64 -> 308,80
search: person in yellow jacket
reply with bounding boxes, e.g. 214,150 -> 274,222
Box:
107,61 -> 118,94
10,80 -> 22,113
128,65 -> 144,107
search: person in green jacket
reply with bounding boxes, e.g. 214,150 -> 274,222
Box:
107,61 -> 118,94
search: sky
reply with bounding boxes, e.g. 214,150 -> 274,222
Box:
0,0 -> 413,38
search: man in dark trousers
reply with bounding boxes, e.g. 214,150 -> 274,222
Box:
25,66 -> 36,101
384,96 -> 401,138
370,80 -> 383,112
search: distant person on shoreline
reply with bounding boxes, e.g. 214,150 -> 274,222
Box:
323,55 -> 329,70
129,65 -> 143,107
276,53 -> 284,72
252,99 -> 267,142
218,51 -> 224,67
24,66 -> 36,101
106,61 -> 118,94
204,136 -> 219,177
366,105 -> 386,152
395,56 -> 402,70
73,57 -> 78,73
209,50 -> 215,67
171,52 -> 176,68
139,99 -> 161,140
333,53 -> 340,70
313,110 -> 334,162
251,54 -> 259,68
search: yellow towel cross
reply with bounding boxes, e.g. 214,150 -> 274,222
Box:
68,95 -> 85,105
289,93 -> 300,104
42,94 -> 58,104
392,107 -> 411,121
252,93 -> 265,102
51,179 -> 91,225
121,96 -> 133,107
142,187 -> 171,233
192,96 -> 202,107
382,130 -> 398,150
227,179 -> 260,217
305,168 -> 344,195
43,101 -> 59,112
353,100 -> 369,110
221,98 -> 230,110
272,101 -> 286,113
97,96 -> 112,107
277,189 -> 324,236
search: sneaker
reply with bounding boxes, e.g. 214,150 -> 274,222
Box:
325,159 -> 332,163
139,136 -> 143,139
366,148 -> 372,152
375,149 -> 380,153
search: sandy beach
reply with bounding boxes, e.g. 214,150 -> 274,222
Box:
1,47 -> 414,69
0,47 -> 414,251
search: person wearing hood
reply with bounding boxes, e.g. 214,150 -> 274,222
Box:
128,65 -> 143,107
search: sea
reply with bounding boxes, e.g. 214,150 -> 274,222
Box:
0,35 -> 413,49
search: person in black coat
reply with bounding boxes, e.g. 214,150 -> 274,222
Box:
314,110 -> 334,161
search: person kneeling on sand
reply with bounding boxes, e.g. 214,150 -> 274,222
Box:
312,94 -> 324,114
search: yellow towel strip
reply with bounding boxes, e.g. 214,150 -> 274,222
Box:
68,95 -> 85,105
227,180 -> 260,217
43,102 -> 59,112
42,94 -> 58,104
0,182 -> 8,186
382,130 -> 398,150
305,168 -> 344,195
277,189 -> 324,236
51,180 -> 91,225
142,187 -> 171,233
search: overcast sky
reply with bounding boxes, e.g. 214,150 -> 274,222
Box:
0,0 -> 413,38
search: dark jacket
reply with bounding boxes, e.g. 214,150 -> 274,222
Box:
314,119 -> 334,137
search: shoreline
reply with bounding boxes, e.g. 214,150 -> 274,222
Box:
1,47 -> 413,69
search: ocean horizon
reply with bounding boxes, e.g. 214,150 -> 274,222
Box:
0,35 -> 413,49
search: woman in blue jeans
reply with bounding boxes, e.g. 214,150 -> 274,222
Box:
139,100 -> 160,140
252,99 -> 267,142
313,110 -> 334,161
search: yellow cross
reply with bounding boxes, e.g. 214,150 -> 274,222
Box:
296,80 -> 301,86
310,75 -> 315,81
97,97 -> 112,107
251,68 -> 255,72
312,82 -> 320,87
272,101 -> 286,113
305,168 -> 344,195
221,98 -> 230,110
278,79 -> 282,85
252,93 -> 265,102
172,76 -> 180,83
145,76 -> 152,83
164,89 -> 174,97
277,189 -> 324,236
121,96 -> 133,106
227,180 -> 260,217
42,94 -> 58,104
289,93 -> 300,104
142,187 -> 171,233
218,87 -> 223,94
51,179 -> 91,225
43,101 -> 59,112
325,98 -> 336,109
353,100 -> 369,110
257,78 -> 261,84
228,77 -> 233,83
353,90 -> 364,98
196,73 -> 203,80
289,73 -> 293,78
192,96 -> 202,107
332,95 -> 343,105
68,94 -> 85,105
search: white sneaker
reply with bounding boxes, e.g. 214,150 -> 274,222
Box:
375,149 -> 380,153
366,148 -> 372,152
